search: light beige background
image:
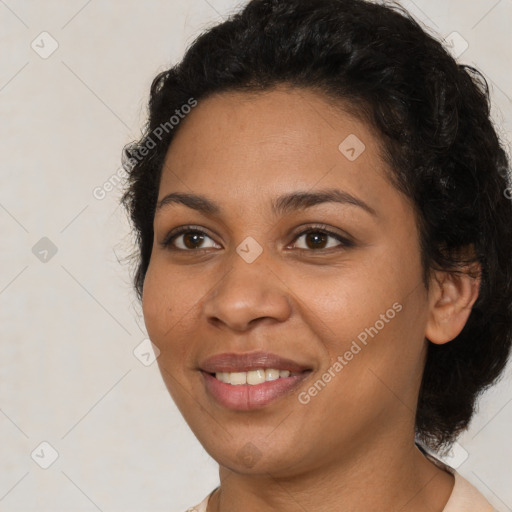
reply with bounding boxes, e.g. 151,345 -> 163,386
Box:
0,1 -> 511,511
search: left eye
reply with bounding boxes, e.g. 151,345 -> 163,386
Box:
290,228 -> 352,251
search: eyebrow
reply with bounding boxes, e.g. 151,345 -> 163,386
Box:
155,188 -> 377,217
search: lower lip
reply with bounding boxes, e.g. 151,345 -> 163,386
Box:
201,371 -> 311,410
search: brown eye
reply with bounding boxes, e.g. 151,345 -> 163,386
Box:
161,225 -> 353,253
181,232 -> 206,249
304,232 -> 329,249
162,227 -> 220,251
292,228 -> 352,251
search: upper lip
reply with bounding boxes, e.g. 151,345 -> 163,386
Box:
199,351 -> 312,373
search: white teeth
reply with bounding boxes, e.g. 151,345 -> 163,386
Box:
216,372 -> 230,383
247,369 -> 266,385
215,368 -> 300,385
265,369 -> 280,381
229,372 -> 247,385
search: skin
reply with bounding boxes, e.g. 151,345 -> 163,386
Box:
142,85 -> 481,512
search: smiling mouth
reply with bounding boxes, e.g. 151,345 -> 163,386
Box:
209,368 -> 307,385
201,368 -> 313,410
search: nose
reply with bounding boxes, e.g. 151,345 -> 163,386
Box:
202,250 -> 292,332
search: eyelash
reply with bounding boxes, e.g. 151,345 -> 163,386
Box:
161,224 -> 354,253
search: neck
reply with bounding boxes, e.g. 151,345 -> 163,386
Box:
208,436 -> 454,512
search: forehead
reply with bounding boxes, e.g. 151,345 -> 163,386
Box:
158,86 -> 399,218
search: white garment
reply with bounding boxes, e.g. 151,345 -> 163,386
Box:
184,452 -> 497,512
424,451 -> 497,512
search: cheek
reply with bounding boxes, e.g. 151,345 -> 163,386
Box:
141,271 -> 169,342
287,253 -> 428,405
141,258 -> 214,388
142,265 -> 199,403
142,259 -> 195,340
282,257 -> 405,346
306,294 -> 427,423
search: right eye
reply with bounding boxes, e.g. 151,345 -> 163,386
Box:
161,226 -> 221,251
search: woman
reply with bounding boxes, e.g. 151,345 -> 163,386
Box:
121,0 -> 512,510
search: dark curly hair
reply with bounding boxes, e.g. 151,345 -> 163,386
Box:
121,0 -> 512,453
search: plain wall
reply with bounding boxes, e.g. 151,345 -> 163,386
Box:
0,1 -> 511,511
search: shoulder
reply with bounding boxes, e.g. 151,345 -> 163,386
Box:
442,471 -> 497,512
422,450 -> 497,512
183,488 -> 216,512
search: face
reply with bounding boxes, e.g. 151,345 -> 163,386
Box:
142,86 -> 431,476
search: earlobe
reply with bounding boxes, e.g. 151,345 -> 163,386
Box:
425,263 -> 481,345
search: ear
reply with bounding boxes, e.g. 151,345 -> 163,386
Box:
425,258 -> 481,345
